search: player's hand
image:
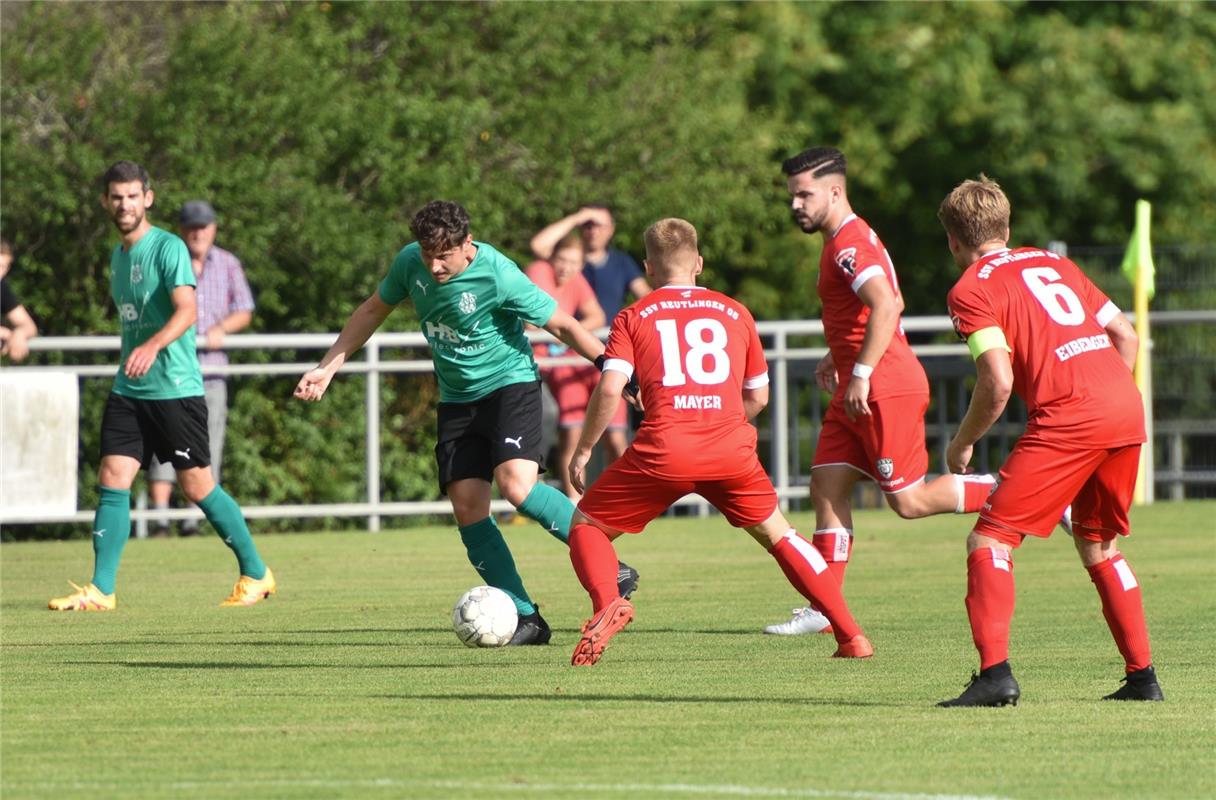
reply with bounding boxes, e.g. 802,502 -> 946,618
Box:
569,449 -> 591,495
124,342 -> 161,378
815,353 -> 838,393
205,325 -> 226,351
946,436 -> 973,474
843,377 -> 871,421
294,367 -> 335,402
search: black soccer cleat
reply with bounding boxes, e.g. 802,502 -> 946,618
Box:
507,608 -> 552,646
1103,666 -> 1165,701
616,561 -> 640,600
938,662 -> 1021,708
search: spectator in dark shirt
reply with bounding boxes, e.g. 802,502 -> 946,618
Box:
0,238 -> 38,362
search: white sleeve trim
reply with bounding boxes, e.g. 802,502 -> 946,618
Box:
850,265 -> 885,293
602,358 -> 634,379
1095,300 -> 1121,328
743,372 -> 770,390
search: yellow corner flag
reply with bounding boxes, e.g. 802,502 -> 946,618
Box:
1121,199 -> 1156,300
1121,199 -> 1155,504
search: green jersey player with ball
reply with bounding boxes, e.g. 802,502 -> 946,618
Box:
295,201 -> 639,644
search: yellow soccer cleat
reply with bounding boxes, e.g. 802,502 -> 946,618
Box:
221,567 -> 276,607
49,582 -> 116,611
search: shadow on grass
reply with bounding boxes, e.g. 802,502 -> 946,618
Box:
366,691 -> 896,708
13,628 -> 813,648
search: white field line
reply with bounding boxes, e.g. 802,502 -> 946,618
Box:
4,776 -> 1011,800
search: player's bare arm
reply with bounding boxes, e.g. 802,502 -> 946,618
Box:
947,348 -> 1013,473
743,385 -> 769,421
295,292 -> 394,402
569,369 -> 628,495
1104,313 -> 1139,371
125,285 -> 197,379
844,275 -> 900,420
542,309 -> 605,364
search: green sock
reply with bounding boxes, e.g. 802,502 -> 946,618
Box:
197,485 -> 267,579
459,517 -> 536,615
516,482 -> 574,544
90,487 -> 132,595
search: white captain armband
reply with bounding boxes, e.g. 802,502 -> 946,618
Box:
1095,300 -> 1121,328
966,326 -> 1011,360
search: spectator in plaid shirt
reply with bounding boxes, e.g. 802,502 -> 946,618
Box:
148,200 -> 254,537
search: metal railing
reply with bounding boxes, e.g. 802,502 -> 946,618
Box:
3,310 -> 1213,529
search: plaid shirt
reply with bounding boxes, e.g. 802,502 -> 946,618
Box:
195,245 -> 255,375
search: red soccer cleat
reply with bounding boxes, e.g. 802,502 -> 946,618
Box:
831,633 -> 874,659
571,596 -> 635,666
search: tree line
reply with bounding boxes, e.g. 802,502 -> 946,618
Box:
2,1 -> 1212,533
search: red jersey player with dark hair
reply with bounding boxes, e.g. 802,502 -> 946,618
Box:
937,175 -> 1162,707
766,147 -> 1001,637
565,218 -> 872,666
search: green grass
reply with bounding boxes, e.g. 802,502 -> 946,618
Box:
3,502 -> 1214,800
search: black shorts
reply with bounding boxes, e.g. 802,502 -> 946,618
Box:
100,393 -> 212,471
435,381 -> 546,494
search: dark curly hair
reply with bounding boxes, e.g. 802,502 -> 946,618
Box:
410,201 -> 470,253
781,147 -> 847,179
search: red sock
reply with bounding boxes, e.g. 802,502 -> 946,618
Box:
965,547 -> 1016,670
772,531 -> 861,643
956,474 -> 997,514
1087,556 -> 1153,673
569,523 -> 620,613
812,528 -> 852,587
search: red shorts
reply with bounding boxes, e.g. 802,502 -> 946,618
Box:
811,394 -> 929,493
976,439 -> 1141,547
544,366 -> 628,429
577,448 -> 778,533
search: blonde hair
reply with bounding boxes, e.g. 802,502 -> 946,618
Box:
643,217 -> 698,273
938,175 -> 1011,249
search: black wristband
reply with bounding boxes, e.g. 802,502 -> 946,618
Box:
595,354 -> 606,371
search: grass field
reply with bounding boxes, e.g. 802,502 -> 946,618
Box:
3,502 -> 1213,799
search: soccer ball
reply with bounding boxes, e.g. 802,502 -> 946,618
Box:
451,585 -> 518,648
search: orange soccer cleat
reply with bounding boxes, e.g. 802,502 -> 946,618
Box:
571,596 -> 635,666
831,633 -> 874,659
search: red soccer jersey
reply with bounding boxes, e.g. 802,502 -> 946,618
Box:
818,214 -> 928,401
947,247 -> 1145,447
603,285 -> 768,480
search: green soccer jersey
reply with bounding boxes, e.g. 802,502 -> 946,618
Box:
109,226 -> 204,400
379,241 -> 558,403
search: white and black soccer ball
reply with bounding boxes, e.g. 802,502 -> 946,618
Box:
451,585 -> 518,648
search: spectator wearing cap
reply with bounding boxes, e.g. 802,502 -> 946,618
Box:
148,200 -> 255,537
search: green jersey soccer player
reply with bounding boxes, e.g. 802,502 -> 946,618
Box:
295,201 -> 638,644
49,161 -> 274,612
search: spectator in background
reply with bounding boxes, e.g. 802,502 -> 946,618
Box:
148,201 -> 255,537
525,232 -> 607,499
0,238 -> 38,362
531,206 -> 650,460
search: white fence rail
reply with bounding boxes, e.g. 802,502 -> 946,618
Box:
2,311 -> 1213,530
